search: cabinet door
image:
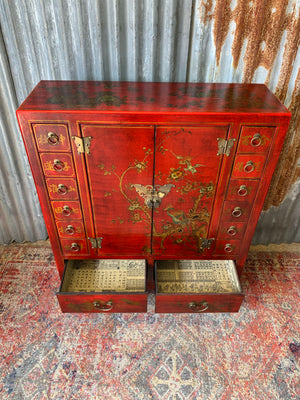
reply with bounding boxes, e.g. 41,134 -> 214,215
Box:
80,125 -> 154,256
153,126 -> 228,256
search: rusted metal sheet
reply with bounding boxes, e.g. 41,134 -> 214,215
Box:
190,0 -> 300,209
0,0 -> 299,244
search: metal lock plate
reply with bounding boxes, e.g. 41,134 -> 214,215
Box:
132,184 -> 174,208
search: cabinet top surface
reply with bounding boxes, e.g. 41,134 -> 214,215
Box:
18,80 -> 290,115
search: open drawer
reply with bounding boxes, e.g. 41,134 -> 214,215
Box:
155,260 -> 244,313
57,259 -> 147,313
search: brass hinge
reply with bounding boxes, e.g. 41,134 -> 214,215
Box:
200,238 -> 215,250
89,237 -> 103,249
72,136 -> 92,154
217,138 -> 236,156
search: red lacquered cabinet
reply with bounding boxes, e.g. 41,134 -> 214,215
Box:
17,81 -> 290,313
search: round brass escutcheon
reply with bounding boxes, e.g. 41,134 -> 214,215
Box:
232,207 -> 242,218
93,300 -> 113,312
251,133 -> 262,147
237,185 -> 248,196
47,132 -> 59,145
224,243 -> 233,253
65,225 -> 75,235
244,161 -> 255,173
188,301 -> 209,312
53,159 -> 64,172
227,226 -> 237,236
62,205 -> 72,216
57,184 -> 68,195
70,242 -> 80,252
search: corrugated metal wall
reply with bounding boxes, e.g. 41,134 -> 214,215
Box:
0,0 -> 299,244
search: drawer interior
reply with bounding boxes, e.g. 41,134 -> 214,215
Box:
156,259 -> 242,294
61,259 -> 146,293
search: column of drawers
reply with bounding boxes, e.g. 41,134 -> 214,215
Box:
215,126 -> 275,255
32,123 -> 90,256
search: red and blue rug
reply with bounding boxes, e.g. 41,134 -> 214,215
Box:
0,241 -> 299,399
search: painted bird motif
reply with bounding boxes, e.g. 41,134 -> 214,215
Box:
171,152 -> 205,175
164,206 -> 187,225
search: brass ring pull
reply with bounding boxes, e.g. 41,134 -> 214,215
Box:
227,226 -> 237,236
70,242 -> 80,252
224,243 -> 233,253
232,207 -> 242,218
188,301 -> 209,312
47,132 -> 59,145
62,205 -> 72,216
237,185 -> 248,196
57,184 -> 68,195
93,300 -> 113,312
251,133 -> 262,147
65,225 -> 75,235
244,161 -> 255,173
53,159 -> 64,172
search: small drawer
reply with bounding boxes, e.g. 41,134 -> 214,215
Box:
237,126 -> 275,153
231,155 -> 266,179
57,259 -> 147,313
213,240 -> 241,255
226,179 -> 259,202
61,239 -> 90,256
217,221 -> 246,240
32,123 -> 71,152
56,220 -> 85,238
221,201 -> 252,222
155,260 -> 244,313
51,201 -> 83,220
46,178 -> 79,200
40,153 -> 75,177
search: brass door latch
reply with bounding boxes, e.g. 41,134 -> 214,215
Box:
132,184 -> 174,208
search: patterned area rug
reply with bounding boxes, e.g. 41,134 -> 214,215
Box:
0,241 -> 299,400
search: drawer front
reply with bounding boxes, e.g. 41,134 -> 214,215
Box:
40,153 -> 75,177
46,178 -> 79,200
214,240 -> 241,255
57,293 -> 148,313
221,201 -> 252,222
226,179 -> 259,203
155,259 -> 243,313
237,126 -> 275,153
231,154 -> 266,179
155,294 -> 244,313
217,221 -> 246,240
60,239 -> 89,256
56,220 -> 85,238
51,201 -> 83,220
33,123 -> 71,152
